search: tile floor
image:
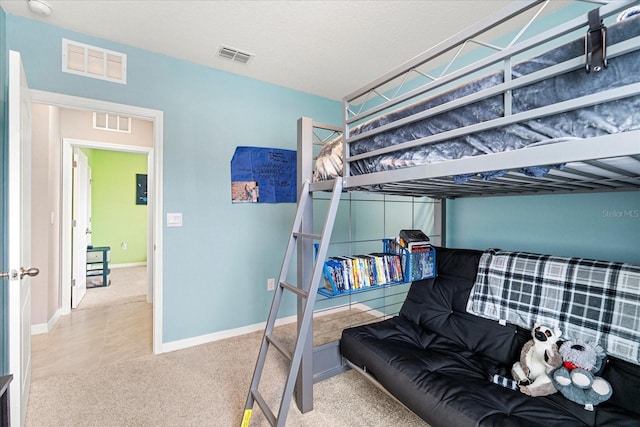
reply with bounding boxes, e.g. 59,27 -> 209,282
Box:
31,268 -> 152,381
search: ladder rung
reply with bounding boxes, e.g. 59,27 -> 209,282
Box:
292,231 -> 322,240
243,179 -> 343,427
266,334 -> 293,361
252,389 -> 277,426
280,281 -> 309,298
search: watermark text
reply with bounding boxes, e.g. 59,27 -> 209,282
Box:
601,209 -> 639,218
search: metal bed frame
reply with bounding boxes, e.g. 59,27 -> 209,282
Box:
311,0 -> 640,199
245,1 -> 640,425
301,0 -> 639,409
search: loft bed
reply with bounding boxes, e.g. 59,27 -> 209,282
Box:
308,0 -> 640,199
246,1 -> 640,425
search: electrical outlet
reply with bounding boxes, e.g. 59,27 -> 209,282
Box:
267,278 -> 275,291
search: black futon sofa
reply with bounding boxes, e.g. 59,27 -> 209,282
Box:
340,247 -> 640,427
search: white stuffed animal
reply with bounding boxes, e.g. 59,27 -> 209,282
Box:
511,324 -> 563,397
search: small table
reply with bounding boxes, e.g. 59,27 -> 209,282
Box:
0,374 -> 12,427
87,246 -> 111,288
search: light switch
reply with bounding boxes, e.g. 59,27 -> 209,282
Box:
167,212 -> 183,227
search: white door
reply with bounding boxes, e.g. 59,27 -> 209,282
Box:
71,148 -> 89,307
7,50 -> 38,427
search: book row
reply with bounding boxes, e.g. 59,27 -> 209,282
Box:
323,253 -> 404,293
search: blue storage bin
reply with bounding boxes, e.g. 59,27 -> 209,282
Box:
383,238 -> 436,282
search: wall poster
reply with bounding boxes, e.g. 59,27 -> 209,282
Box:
230,146 -> 297,204
136,173 -> 148,205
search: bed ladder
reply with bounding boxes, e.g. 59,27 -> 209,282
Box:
242,177 -> 343,427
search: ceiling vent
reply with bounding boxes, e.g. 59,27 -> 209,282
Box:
218,45 -> 253,64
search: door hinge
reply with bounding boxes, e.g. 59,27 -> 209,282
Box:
1,270 -> 18,280
73,160 -> 78,168
73,219 -> 77,227
71,278 -> 76,287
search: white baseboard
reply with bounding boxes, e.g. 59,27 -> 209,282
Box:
31,323 -> 48,335
161,302 -> 375,354
110,262 -> 147,269
31,308 -> 62,335
161,313 -> 298,353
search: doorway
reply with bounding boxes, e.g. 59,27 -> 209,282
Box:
30,142 -> 154,382
66,142 -> 153,309
68,143 -> 151,309
31,90 -> 164,354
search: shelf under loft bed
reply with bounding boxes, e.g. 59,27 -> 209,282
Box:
319,241 -> 436,298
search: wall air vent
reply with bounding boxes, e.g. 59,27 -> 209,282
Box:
93,112 -> 132,133
62,39 -> 127,84
218,45 -> 254,64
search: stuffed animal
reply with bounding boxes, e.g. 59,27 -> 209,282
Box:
558,339 -> 606,372
551,340 -> 612,410
511,324 -> 563,397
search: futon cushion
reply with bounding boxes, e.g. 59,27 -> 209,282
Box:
598,356 -> 640,417
399,247 -> 530,365
340,246 -> 640,426
341,317 -> 608,427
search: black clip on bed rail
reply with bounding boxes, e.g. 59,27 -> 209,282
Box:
585,8 -> 607,73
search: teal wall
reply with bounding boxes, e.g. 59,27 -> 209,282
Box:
0,7 -> 8,374
447,191 -> 640,265
4,14 -> 341,343
3,3 -> 638,350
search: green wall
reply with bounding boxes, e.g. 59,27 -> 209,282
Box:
86,149 -> 148,265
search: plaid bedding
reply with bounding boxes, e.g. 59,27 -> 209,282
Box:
466,249 -> 640,365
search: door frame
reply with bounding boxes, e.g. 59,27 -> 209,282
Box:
31,89 -> 164,354
64,139 -> 151,307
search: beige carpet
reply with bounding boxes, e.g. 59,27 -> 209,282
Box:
27,280 -> 427,426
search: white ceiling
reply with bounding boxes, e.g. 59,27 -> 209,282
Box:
0,0 -> 572,100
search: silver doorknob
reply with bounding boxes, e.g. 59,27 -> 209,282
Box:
20,267 -> 40,279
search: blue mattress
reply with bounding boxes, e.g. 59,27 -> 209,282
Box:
314,13 -> 640,182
